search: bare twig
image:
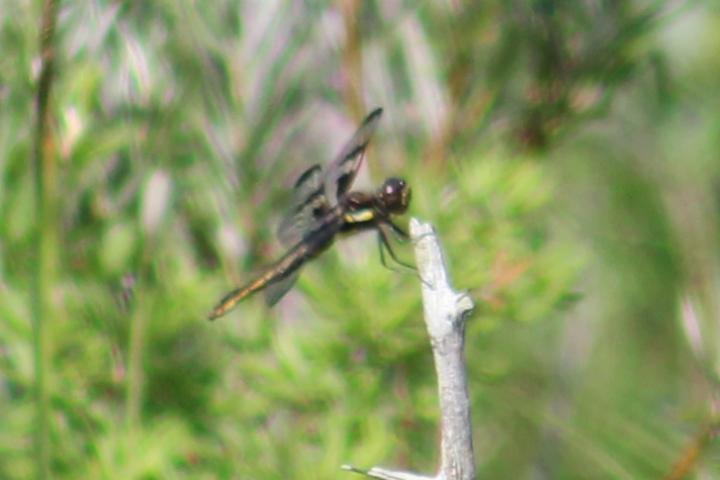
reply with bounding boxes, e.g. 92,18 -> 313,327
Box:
342,464 -> 433,480
344,218 -> 475,480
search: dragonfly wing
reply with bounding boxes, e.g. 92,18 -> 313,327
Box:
323,107 -> 383,205
277,164 -> 330,247
263,268 -> 301,306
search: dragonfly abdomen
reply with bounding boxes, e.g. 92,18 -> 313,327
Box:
207,225 -> 338,319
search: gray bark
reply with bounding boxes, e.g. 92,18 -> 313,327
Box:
344,218 -> 475,480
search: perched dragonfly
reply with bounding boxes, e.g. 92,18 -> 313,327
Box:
208,107 -> 412,320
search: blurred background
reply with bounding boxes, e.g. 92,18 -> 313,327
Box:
2,0 -> 719,478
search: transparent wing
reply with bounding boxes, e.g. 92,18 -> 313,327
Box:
323,107 -> 383,205
276,164 -> 330,247
263,269 -> 301,306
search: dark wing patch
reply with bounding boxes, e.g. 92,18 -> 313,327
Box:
277,164 -> 330,247
324,107 -> 383,205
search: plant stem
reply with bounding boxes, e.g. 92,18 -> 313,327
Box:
32,0 -> 59,477
125,290 -> 146,428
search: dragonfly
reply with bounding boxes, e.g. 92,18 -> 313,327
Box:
208,107 -> 412,320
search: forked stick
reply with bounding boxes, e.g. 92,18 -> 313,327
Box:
343,218 -> 476,480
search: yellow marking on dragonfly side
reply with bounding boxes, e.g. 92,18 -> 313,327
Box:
343,209 -> 375,224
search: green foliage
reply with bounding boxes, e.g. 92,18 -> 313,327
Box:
2,0 -> 719,478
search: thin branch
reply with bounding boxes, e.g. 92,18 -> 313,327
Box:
664,422 -> 720,480
344,218 -> 475,480
342,464 -> 433,480
32,0 -> 60,478
339,0 -> 365,120
412,219 -> 475,480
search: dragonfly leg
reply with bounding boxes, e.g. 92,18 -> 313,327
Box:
378,225 -> 416,271
386,220 -> 410,242
390,219 -> 436,246
377,231 -> 390,270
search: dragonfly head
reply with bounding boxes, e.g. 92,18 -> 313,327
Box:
378,177 -> 411,215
